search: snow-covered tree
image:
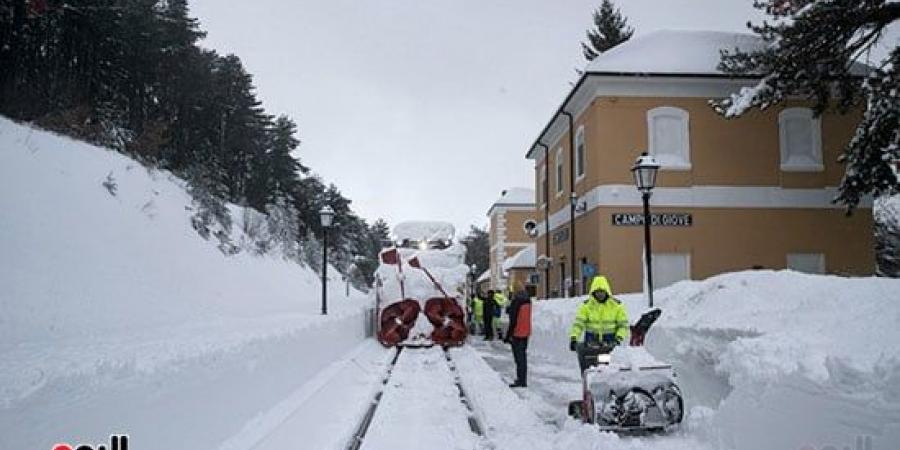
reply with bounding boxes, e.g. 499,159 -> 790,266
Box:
714,0 -> 900,212
874,194 -> 900,277
581,0 -> 634,61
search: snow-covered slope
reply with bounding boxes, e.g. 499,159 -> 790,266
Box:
529,271 -> 900,450
0,117 -> 370,448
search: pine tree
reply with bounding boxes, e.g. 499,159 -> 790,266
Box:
874,194 -> 900,277
582,0 -> 634,61
461,226 -> 489,276
0,0 -> 374,268
713,0 -> 900,212
352,219 -> 391,287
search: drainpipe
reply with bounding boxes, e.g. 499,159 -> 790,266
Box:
560,110 -> 577,298
536,142 -> 550,299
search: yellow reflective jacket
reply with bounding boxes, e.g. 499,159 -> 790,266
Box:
472,297 -> 483,320
493,292 -> 508,307
569,276 -> 629,342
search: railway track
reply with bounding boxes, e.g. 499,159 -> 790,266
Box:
345,346 -> 486,450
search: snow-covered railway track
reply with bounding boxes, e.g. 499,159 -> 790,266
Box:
346,346 -> 486,450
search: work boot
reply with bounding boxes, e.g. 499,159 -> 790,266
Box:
509,381 -> 527,388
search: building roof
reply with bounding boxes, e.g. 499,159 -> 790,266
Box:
487,187 -> 535,216
524,29 -> 873,161
502,244 -> 536,271
585,30 -> 763,76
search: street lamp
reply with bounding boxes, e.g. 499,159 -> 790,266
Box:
319,205 -> 335,315
468,263 -> 477,301
631,152 -> 660,308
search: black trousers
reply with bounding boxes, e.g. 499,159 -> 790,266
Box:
483,316 -> 494,339
510,337 -> 528,384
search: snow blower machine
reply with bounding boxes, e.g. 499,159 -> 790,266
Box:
567,308 -> 684,433
374,221 -> 470,348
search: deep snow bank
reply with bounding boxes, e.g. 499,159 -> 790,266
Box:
0,117 -> 371,448
529,271 -> 900,450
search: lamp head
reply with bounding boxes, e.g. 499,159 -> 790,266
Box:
319,205 -> 335,227
631,152 -> 660,193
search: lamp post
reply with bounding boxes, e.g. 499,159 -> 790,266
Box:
469,263 -> 478,298
631,152 -> 660,308
319,205 -> 335,315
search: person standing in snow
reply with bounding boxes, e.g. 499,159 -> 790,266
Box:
492,290 -> 508,340
504,282 -> 532,388
569,275 -> 629,374
470,293 -> 484,335
482,290 -> 497,340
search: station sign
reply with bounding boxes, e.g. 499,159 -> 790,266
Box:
611,213 -> 693,227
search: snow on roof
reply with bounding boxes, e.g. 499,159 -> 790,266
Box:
585,30 -> 764,76
487,187 -> 535,216
502,244 -> 536,271
392,221 -> 455,241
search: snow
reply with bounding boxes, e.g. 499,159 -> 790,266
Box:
527,270 -> 900,450
360,347 -> 480,450
0,116 -> 371,448
5,117 -> 899,450
874,194 -> 900,275
448,345 -> 556,449
493,187 -> 535,206
391,220 -> 456,243
502,243 -> 536,271
585,30 -> 764,75
224,340 -> 393,450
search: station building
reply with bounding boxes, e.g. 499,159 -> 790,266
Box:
486,188 -> 537,292
525,30 -> 875,298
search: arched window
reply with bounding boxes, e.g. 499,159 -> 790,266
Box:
779,107 -> 823,171
575,125 -> 586,181
647,107 -> 691,169
555,147 -> 564,195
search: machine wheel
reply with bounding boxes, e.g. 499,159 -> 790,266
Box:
567,400 -> 584,420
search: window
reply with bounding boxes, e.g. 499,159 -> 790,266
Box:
647,107 -> 691,169
787,253 -> 825,274
779,107 -> 823,171
645,252 -> 691,290
575,126 -> 586,181
555,147 -> 564,195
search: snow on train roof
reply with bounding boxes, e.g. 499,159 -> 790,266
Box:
585,30 -> 764,76
392,221 -> 456,241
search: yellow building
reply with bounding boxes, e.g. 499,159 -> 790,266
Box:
487,188 -> 537,291
526,30 -> 875,298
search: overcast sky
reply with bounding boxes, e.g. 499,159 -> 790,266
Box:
191,0 -> 767,234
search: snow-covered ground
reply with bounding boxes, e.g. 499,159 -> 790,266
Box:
515,270 -> 900,450
4,115 -> 899,450
0,117 -> 371,448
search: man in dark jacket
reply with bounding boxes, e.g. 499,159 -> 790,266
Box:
482,290 -> 497,340
505,284 -> 532,388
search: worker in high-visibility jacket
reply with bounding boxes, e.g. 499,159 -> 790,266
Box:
568,275 -> 629,374
492,290 -> 508,340
471,294 -> 484,335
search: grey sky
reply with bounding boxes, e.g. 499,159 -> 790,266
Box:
192,0 -> 763,234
